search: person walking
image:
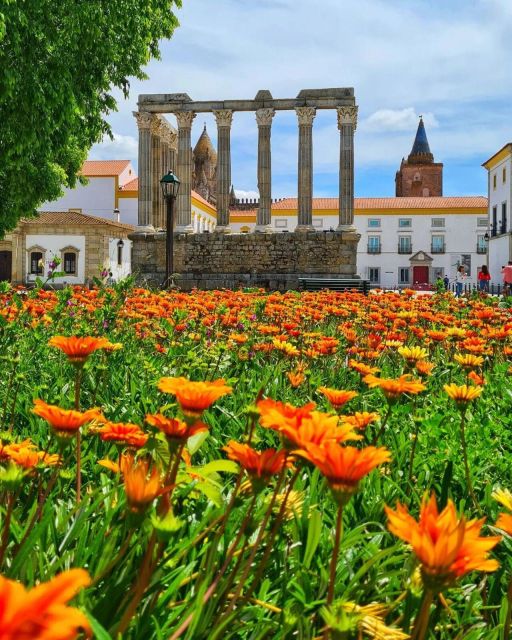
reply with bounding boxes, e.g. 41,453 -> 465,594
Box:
503,261 -> 512,296
443,274 -> 450,291
477,265 -> 491,293
455,265 -> 466,298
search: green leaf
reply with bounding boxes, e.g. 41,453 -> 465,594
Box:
86,613 -> 113,640
303,508 -> 322,569
187,430 -> 209,455
196,459 -> 239,476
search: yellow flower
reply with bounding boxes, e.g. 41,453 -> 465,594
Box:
454,353 -> 484,369
398,345 -> 428,363
493,488 -> 512,512
444,383 -> 482,407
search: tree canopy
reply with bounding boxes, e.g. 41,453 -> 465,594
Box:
0,0 -> 181,237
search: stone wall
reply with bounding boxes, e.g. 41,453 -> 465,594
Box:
395,162 -> 443,197
130,230 -> 360,290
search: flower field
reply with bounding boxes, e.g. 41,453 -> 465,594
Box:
1,283 -> 512,639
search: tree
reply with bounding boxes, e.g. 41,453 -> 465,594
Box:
0,0 -> 181,237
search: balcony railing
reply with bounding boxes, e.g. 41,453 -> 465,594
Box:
476,245 -> 487,254
367,245 -> 381,254
431,244 -> 445,254
398,244 -> 413,254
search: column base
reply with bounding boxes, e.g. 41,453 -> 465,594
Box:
132,224 -> 156,234
336,223 -> 357,233
175,224 -> 195,234
214,225 -> 232,234
254,224 -> 273,233
294,225 -> 315,233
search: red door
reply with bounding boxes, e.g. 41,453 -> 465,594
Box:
0,251 -> 12,282
413,265 -> 429,284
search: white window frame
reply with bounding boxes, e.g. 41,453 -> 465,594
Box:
368,267 -> 380,283
477,217 -> 488,227
398,218 -> 412,228
60,245 -> 80,276
275,219 -> 288,229
431,218 -> 445,227
398,236 -> 412,252
312,218 -> 323,228
367,236 -> 381,253
398,267 -> 410,285
368,218 -> 381,228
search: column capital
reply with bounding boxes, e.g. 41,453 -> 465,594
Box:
161,128 -> 178,147
256,108 -> 275,127
213,109 -> 233,128
150,117 -> 164,137
337,106 -> 358,130
133,111 -> 153,131
295,106 -> 316,126
175,111 -> 196,129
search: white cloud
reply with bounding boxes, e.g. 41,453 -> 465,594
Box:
362,108 -> 439,132
234,189 -> 259,200
90,133 -> 138,161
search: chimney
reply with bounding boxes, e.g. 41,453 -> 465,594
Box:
113,208 -> 120,223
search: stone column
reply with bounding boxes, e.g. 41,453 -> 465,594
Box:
255,108 -> 275,232
160,126 -> 169,229
150,118 -> 162,230
337,106 -> 358,231
213,109 -> 233,232
295,107 -> 316,232
167,130 -> 178,173
133,111 -> 154,230
175,111 -> 196,233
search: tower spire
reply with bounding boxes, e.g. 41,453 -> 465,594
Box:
408,116 -> 433,164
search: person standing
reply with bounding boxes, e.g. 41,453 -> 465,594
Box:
478,265 -> 491,292
455,265 -> 466,297
443,274 -> 450,291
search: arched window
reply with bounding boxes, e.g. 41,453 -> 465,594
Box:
60,246 -> 80,276
26,245 -> 46,276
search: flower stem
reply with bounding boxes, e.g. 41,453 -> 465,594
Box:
372,403 -> 393,445
327,503 -> 344,606
408,418 -> 421,483
411,588 -> 434,640
459,411 -> 478,511
74,365 -> 83,503
504,578 -> 512,640
0,491 -> 16,568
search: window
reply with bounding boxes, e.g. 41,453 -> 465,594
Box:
398,218 -> 412,228
30,252 -> 44,275
492,206 -> 498,235
398,268 -> 410,284
501,202 -> 507,233
431,235 -> 445,254
368,218 -> 381,228
312,218 -> 323,228
117,245 -> 123,267
398,236 -> 412,253
504,167 -> 507,183
60,246 -> 79,277
493,174 -> 497,189
477,217 -> 488,227
477,235 -> 487,254
63,253 -> 77,275
367,236 -> 381,254
431,218 -> 445,227
275,219 -> 287,228
368,267 -> 380,283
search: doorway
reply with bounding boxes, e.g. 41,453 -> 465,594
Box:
413,265 -> 429,284
0,251 -> 12,282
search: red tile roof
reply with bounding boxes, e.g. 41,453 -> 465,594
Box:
120,177 -> 138,191
271,196 -> 487,210
82,160 -> 131,177
24,211 -> 134,231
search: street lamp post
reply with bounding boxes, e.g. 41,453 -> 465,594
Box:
160,171 -> 181,289
484,232 -> 490,271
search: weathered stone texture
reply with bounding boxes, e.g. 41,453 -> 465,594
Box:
130,231 -> 359,290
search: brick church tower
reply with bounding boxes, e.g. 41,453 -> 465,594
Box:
395,117 -> 443,197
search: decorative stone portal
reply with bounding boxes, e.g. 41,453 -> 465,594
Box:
130,89 -> 360,290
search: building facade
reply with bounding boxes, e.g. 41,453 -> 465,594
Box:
483,144 -> 512,284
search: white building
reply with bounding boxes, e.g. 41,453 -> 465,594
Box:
229,197 -> 488,288
483,144 -> 512,284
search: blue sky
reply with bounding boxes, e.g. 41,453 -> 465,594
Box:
91,0 -> 512,198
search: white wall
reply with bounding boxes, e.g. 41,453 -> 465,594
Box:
107,238 -> 132,281
25,234 -> 86,285
39,177 -> 115,219
488,156 -> 511,234
118,198 -> 138,226
489,235 -> 511,284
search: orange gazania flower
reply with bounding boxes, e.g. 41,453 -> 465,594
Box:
257,399 -> 316,432
444,383 -> 482,408
0,568 -> 91,639
48,336 -> 115,364
224,441 -> 287,482
415,360 -> 435,377
454,353 -> 484,369
363,374 -> 426,401
157,377 -> 232,417
121,455 -> 163,512
98,422 -> 148,448
317,387 -> 358,410
496,513 -> 512,535
467,370 -> 484,386
287,371 -> 305,388
385,494 -> 500,591
32,400 -> 101,438
348,360 -> 380,376
341,411 -> 380,430
295,442 -> 390,505
145,414 -> 208,441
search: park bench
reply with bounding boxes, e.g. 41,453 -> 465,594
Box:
298,278 -> 370,294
